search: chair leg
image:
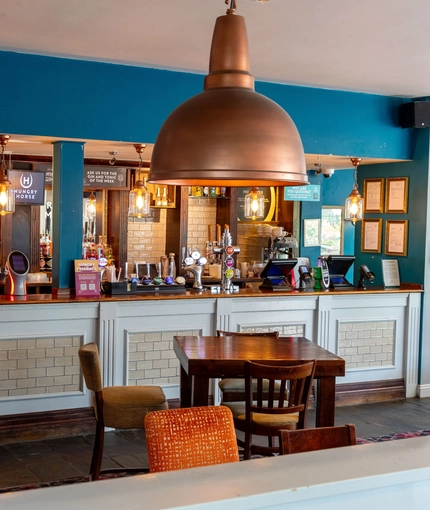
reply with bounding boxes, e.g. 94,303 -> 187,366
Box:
89,418 -> 105,481
243,430 -> 252,460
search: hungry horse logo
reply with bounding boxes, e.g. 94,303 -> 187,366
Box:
20,173 -> 33,189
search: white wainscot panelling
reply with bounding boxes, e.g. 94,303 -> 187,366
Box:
0,303 -> 99,415
218,296 -> 317,341
324,293 -> 420,397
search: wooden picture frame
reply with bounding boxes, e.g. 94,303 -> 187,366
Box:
363,178 -> 384,213
361,218 -> 382,253
385,177 -> 408,213
385,220 -> 408,257
303,218 -> 321,247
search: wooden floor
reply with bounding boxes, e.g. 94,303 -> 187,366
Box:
1,397 -> 430,490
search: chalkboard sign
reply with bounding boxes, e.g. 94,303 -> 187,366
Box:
237,187 -> 276,222
83,166 -> 129,190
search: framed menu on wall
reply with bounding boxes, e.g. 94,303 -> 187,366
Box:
385,177 -> 408,214
364,178 -> 384,213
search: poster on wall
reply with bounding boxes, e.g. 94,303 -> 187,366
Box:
8,170 -> 46,205
237,187 -> 276,222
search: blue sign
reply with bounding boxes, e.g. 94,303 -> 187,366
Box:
284,185 -> 321,202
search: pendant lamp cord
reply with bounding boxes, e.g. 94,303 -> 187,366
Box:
226,0 -> 237,13
0,140 -> 6,176
352,158 -> 361,191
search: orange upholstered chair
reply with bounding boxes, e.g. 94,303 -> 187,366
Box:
144,406 -> 239,473
78,342 -> 168,480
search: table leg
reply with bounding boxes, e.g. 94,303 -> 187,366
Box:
192,376 -> 210,407
315,377 -> 336,427
180,366 -> 192,408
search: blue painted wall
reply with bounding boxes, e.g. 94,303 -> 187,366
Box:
0,50 -> 412,162
354,129 -> 430,287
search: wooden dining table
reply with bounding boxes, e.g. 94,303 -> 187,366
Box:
173,335 -> 345,427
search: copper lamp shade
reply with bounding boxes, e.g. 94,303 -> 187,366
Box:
148,5 -> 308,187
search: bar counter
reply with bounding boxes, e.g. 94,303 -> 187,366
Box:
0,282 -> 422,417
0,283 -> 422,305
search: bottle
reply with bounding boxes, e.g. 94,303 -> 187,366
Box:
155,187 -> 162,206
168,253 -> 176,278
161,188 -> 169,206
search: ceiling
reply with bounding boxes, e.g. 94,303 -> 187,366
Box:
1,0 -> 428,170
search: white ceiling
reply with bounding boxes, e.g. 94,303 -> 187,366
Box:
1,0 -> 428,169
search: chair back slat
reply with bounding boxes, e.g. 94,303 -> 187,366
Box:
245,360 -> 316,423
279,424 -> 357,455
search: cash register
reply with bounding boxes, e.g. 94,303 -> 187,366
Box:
259,259 -> 298,290
325,255 -> 355,289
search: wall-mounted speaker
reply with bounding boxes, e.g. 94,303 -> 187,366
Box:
399,101 -> 430,128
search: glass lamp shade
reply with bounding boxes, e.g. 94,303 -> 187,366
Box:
344,189 -> 363,224
129,181 -> 151,218
244,187 -> 265,220
0,175 -> 15,216
85,193 -> 96,219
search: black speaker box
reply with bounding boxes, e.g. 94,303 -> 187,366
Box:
399,101 -> 430,128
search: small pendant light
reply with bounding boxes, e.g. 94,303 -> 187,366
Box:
244,187 -> 264,220
344,157 -> 363,225
129,144 -> 151,218
0,135 -> 15,216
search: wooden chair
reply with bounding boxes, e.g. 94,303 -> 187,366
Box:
279,424 -> 356,455
223,359 -> 316,460
78,342 -> 168,480
217,330 -> 280,402
144,405 -> 239,473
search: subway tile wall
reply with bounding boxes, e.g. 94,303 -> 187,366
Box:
128,329 -> 202,385
187,198 -> 217,256
0,336 -> 81,397
127,209 -> 167,267
338,321 -> 395,369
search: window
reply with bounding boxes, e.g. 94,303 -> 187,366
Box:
321,207 -> 344,255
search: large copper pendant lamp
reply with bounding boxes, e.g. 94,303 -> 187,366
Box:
148,0 -> 308,187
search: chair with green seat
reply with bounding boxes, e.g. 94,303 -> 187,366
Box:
78,342 -> 168,480
223,359 -> 316,460
217,330 -> 280,402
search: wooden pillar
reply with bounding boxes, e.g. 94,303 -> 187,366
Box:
52,141 -> 85,294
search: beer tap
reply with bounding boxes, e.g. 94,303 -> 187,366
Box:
213,225 -> 240,293
182,247 -> 207,290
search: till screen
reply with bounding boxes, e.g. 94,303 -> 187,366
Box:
10,254 -> 27,273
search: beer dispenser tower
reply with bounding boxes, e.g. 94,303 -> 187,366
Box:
213,226 -> 240,293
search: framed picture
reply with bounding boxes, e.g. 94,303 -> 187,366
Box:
385,177 -> 408,213
385,220 -> 408,257
363,178 -> 384,213
303,219 -> 321,247
361,218 -> 382,253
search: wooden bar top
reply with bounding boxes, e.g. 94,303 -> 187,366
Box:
0,283 -> 422,306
